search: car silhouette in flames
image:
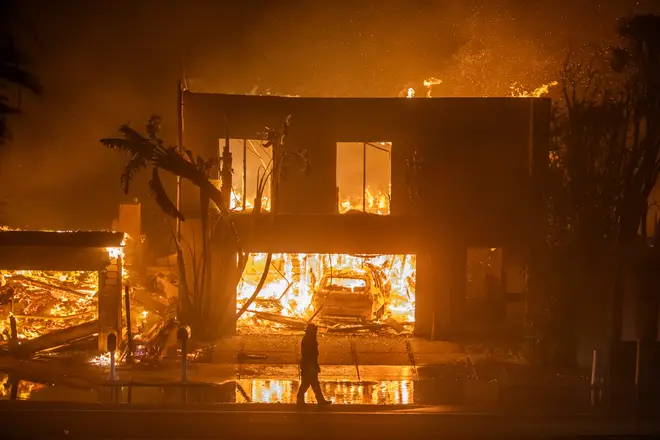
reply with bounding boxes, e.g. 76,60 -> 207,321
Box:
312,264 -> 391,322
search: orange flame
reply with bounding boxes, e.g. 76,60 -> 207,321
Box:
237,253 -> 416,328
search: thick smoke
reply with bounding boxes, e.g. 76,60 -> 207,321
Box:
2,0 -> 659,253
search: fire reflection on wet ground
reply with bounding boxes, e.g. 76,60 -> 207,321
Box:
0,372 -> 603,414
0,373 -> 415,405
240,380 -> 413,404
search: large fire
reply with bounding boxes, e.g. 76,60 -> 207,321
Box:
0,269 -> 99,340
0,232 -> 127,342
237,253 -> 416,331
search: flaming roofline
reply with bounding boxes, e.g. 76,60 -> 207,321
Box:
185,91 -> 551,101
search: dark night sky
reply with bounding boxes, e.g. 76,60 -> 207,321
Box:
2,0 -> 659,253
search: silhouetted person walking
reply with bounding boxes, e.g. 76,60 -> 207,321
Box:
296,323 -> 331,406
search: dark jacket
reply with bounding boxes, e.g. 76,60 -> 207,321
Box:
300,333 -> 320,374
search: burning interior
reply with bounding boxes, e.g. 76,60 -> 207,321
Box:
0,269 -> 99,340
237,253 -> 415,334
0,230 -> 126,358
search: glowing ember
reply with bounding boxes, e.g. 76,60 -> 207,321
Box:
406,87 -> 415,98
238,253 -> 415,330
89,351 -> 121,367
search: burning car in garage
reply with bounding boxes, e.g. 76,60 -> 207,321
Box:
312,264 -> 391,322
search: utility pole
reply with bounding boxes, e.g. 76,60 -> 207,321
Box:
176,81 -> 184,319
176,81 -> 184,243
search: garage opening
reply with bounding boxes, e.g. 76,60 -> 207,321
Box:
237,253 -> 416,334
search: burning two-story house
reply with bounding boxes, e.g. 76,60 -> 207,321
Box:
179,91 -> 551,340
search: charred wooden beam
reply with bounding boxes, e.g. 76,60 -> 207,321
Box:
326,323 -> 388,333
12,320 -> 99,358
12,310 -> 96,321
132,289 -> 170,317
247,310 -> 307,329
10,275 -> 92,298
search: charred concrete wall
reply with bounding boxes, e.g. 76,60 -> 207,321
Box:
181,93 -> 550,338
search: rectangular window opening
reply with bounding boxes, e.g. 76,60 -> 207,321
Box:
221,139 -> 272,212
336,142 -> 392,215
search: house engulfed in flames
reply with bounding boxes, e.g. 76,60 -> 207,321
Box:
180,92 -> 551,338
0,230 -> 125,353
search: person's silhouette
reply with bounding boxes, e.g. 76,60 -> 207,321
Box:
296,323 -> 331,406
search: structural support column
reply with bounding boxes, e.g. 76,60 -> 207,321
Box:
98,254 -> 123,352
415,245 -> 467,340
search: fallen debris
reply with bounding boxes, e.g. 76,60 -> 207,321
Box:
384,317 -> 405,334
1,269 -> 98,341
10,275 -> 91,299
132,288 -> 171,317
237,349 -> 267,362
12,320 -> 99,358
326,323 -> 389,333
248,310 -> 307,330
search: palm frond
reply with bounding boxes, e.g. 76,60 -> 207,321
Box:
100,137 -> 155,158
148,167 -> 185,222
183,148 -> 195,163
145,116 -> 162,140
118,124 -> 149,144
120,155 -> 148,194
154,147 -> 205,183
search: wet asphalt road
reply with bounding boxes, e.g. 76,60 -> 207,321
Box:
1,403 -> 659,440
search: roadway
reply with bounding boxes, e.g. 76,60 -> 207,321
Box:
1,401 -> 659,439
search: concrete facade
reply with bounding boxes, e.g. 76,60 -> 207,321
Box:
181,92 -> 551,338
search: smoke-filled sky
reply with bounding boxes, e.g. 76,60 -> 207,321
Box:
2,0 -> 659,251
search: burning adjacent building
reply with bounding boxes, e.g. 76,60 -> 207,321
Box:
179,92 -> 550,338
0,230 -> 125,353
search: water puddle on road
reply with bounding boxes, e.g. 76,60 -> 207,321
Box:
1,372 -> 500,406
